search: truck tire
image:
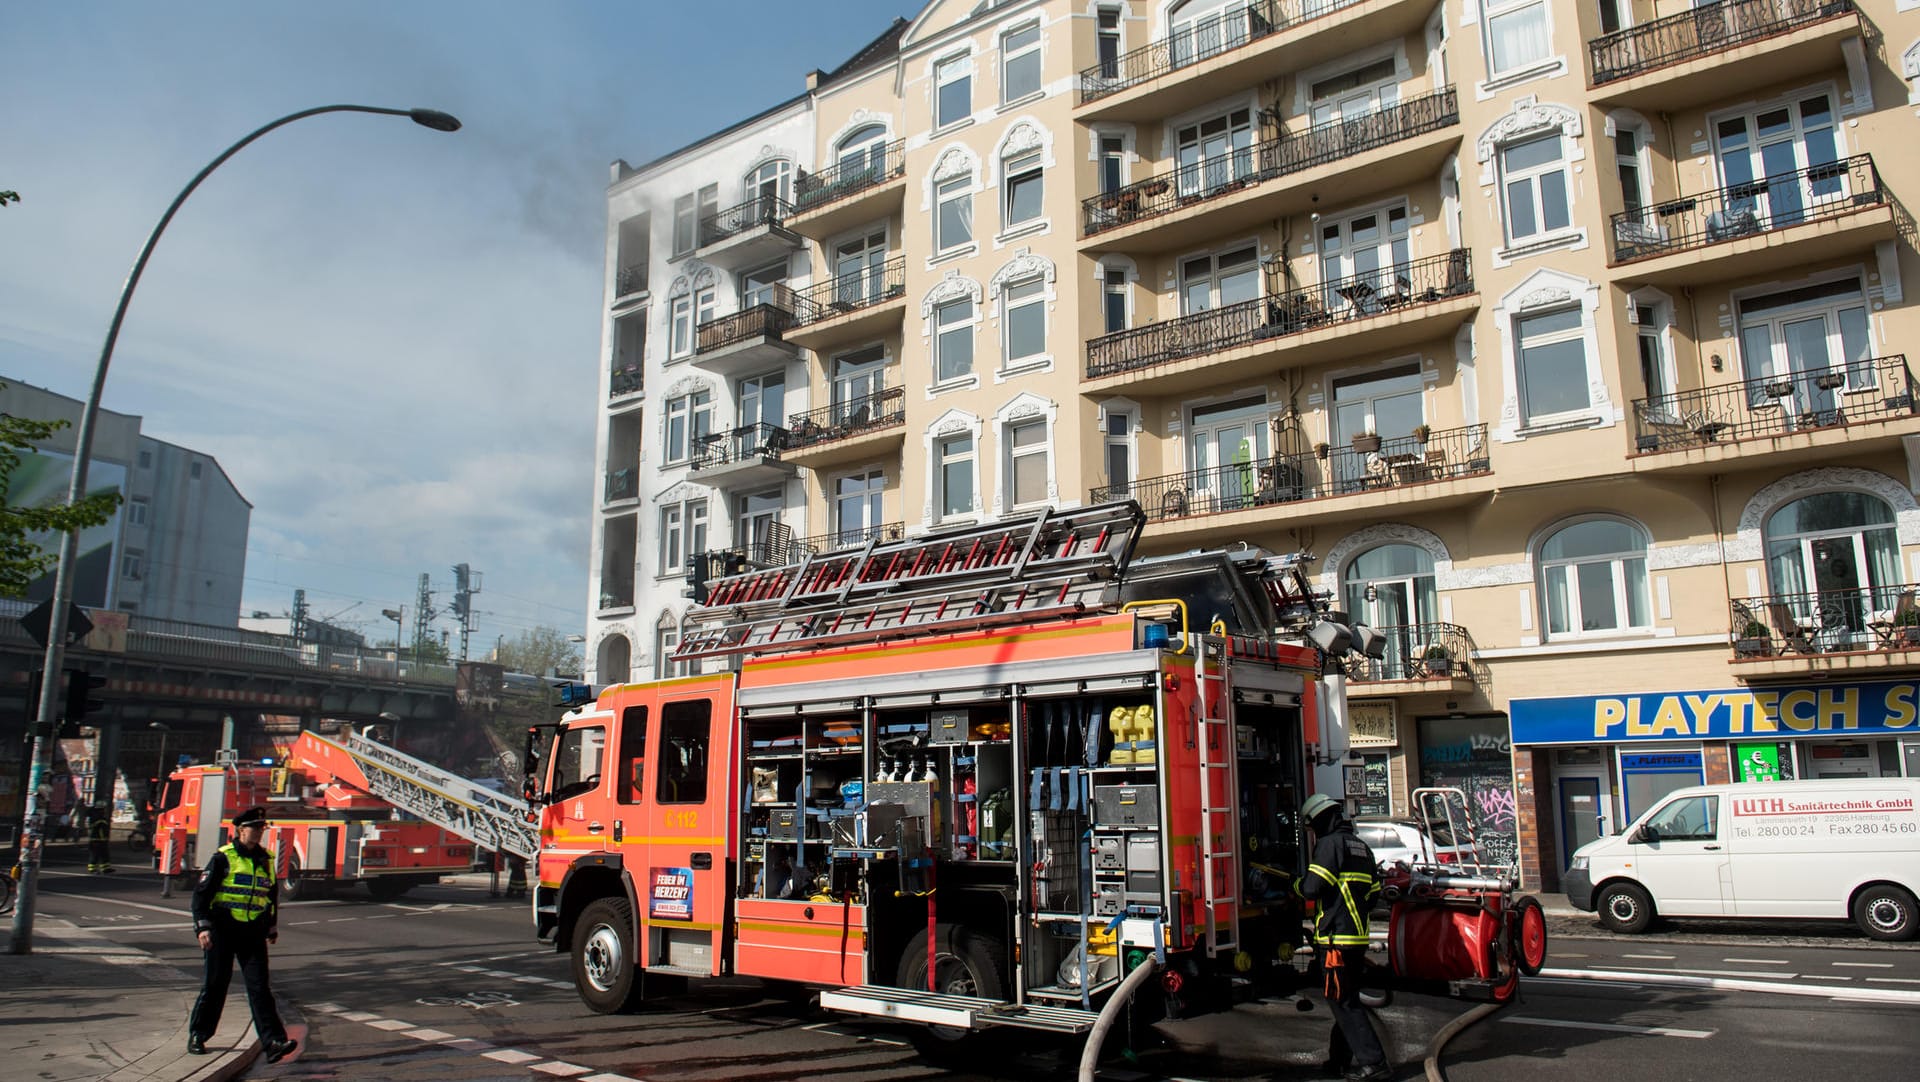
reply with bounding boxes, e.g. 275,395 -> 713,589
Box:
280,854 -> 313,902
1852,883 -> 1919,942
1596,881 -> 1654,935
895,923 -> 1007,1046
573,897 -> 643,1014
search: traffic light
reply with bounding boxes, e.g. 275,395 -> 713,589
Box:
687,555 -> 711,604
63,668 -> 107,726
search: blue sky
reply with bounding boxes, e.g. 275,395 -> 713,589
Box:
1,1 -> 910,651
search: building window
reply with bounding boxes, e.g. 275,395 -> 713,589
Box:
832,346 -> 887,418
1002,21 -> 1042,103
1003,150 -> 1043,228
1342,543 -> 1439,676
1500,132 -> 1571,245
189,461 -> 203,480
137,449 -> 152,469
127,498 -> 149,527
935,297 -> 975,382
1180,245 -> 1259,314
1737,277 -> 1874,420
935,433 -> 975,521
614,311 -> 646,371
1103,408 -> 1134,496
1170,0 -> 1254,68
1003,278 -> 1046,366
1515,307 -> 1589,423
1103,269 -> 1128,333
1319,205 -> 1410,316
122,550 -> 144,581
1176,109 -> 1253,198
1308,56 -> 1399,130
936,175 -> 973,252
1483,0 -> 1550,77
670,295 -> 693,357
673,193 -> 696,256
1597,0 -> 1626,35
1713,93 -> 1842,231
664,390 -> 713,463
836,124 -> 890,177
1635,303 -> 1672,403
835,470 -> 886,547
1539,518 -> 1650,637
1096,7 -> 1122,79
1764,492 -> 1900,644
936,54 -> 971,128
1006,418 -> 1049,509
740,262 -> 787,309
1099,135 -> 1126,194
695,184 -> 718,246
744,158 -> 791,208
655,620 -> 683,679
660,499 -> 709,577
1614,128 -> 1646,218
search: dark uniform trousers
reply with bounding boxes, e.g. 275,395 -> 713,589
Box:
190,914 -> 287,1044
1322,945 -> 1387,1070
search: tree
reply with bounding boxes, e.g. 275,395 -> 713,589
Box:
0,390 -> 124,598
493,626 -> 583,677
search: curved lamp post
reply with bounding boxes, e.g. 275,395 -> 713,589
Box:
8,104 -> 461,955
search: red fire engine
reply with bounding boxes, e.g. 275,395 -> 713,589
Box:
153,731 -> 475,901
528,502 -> 1545,1044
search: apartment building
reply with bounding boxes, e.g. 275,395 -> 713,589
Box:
588,0 -> 1920,890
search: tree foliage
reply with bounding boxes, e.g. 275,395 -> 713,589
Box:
493,625 -> 583,677
0,391 -> 124,598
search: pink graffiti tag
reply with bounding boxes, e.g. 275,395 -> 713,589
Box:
1473,786 -> 1518,829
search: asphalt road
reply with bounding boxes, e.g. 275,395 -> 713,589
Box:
23,870 -> 1920,1082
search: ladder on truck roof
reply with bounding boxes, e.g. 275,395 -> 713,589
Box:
293,731 -> 539,861
673,501 -> 1147,662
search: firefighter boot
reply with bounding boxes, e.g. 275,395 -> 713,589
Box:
265,1037 -> 299,1064
186,1034 -> 207,1055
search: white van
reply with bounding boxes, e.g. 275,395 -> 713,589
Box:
1564,778 -> 1920,940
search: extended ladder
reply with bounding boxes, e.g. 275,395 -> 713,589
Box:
293,731 -> 539,860
674,501 -> 1146,661
1194,635 -> 1241,956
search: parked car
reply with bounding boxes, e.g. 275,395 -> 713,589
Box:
1354,816 -> 1469,868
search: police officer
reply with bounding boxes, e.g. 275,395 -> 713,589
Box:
86,804 -> 113,874
187,807 -> 297,1063
1297,792 -> 1389,1082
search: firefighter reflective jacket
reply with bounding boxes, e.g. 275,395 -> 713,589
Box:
206,843 -> 274,923
1299,820 -> 1381,948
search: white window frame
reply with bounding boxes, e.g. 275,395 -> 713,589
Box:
1005,417 -> 1050,511
127,497 -> 149,528
935,53 -> 973,130
1178,243 -> 1260,315
833,468 -> 887,547
1476,100 -> 1587,264
122,550 -> 143,581
936,175 -> 973,253
1499,131 -> 1571,246
934,296 -> 976,384
744,158 -> 792,205
1491,268 -> 1612,441
1478,0 -> 1563,90
672,193 -> 697,256
934,432 -> 977,523
1000,276 -> 1047,371
669,294 -> 694,358
992,392 -> 1060,515
1095,5 -> 1124,81
659,499 -> 708,578
664,389 -> 714,464
1514,306 -> 1589,426
1099,399 -> 1139,500
1002,149 -> 1043,230
1536,517 -> 1653,640
1627,288 -> 1677,411
655,618 -> 684,679
1001,20 -> 1042,105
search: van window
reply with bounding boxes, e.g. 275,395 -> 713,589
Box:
1644,795 -> 1717,841
656,699 -> 712,805
617,705 -> 649,804
551,725 -> 607,800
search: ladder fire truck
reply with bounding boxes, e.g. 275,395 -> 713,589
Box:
152,730 -> 538,900
526,501 -> 1546,1046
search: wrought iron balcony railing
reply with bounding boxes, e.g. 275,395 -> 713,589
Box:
605,468 -> 638,502
1730,581 -> 1920,659
1344,622 -> 1478,683
1611,155 -> 1883,263
788,257 -> 907,326
696,300 -> 796,354
615,263 -> 648,297
1093,424 -> 1489,523
793,140 -> 906,213
691,421 -> 790,471
1087,250 -> 1471,380
793,521 -> 906,558
1631,355 -> 1913,454
1082,88 -> 1457,237
1079,0 -> 1368,104
697,194 -> 792,247
785,386 -> 906,450
609,364 -> 643,398
1590,0 -> 1854,86
691,537 -> 797,587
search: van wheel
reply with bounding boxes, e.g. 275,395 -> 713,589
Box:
1596,882 -> 1654,934
573,897 -> 642,1013
1852,884 -> 1919,942
895,923 -> 1007,1048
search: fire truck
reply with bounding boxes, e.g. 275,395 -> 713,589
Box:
527,501 -> 1546,1045
152,731 -> 494,901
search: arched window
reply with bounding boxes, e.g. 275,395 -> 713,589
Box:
1538,518 -> 1650,637
1343,543 -> 1438,676
742,159 -> 791,228
1764,492 -> 1900,643
598,634 -> 632,685
836,124 -> 890,177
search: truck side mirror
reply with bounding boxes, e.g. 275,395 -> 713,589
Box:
1630,824 -> 1657,845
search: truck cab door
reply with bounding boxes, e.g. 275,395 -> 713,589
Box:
540,715 -> 613,891
1631,794 -> 1730,915
640,681 -> 734,975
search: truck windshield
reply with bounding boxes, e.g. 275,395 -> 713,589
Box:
551,726 -> 607,800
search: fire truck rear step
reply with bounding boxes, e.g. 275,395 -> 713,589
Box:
818,987 -> 1100,1034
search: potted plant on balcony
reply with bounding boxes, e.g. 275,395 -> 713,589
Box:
1314,441 -> 1330,460
1733,619 -> 1774,657
1895,607 -> 1920,648
1412,423 -> 1431,444
1420,642 -> 1454,676
1814,372 -> 1846,391
1352,430 -> 1382,454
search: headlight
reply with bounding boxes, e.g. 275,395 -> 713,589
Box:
1568,855 -> 1588,872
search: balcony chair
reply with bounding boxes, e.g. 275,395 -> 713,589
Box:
1869,590 -> 1920,649
1765,601 -> 1819,654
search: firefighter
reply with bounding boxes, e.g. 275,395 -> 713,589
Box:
187,807 -> 297,1064
86,804 -> 113,874
1297,792 -> 1388,1082
505,854 -> 528,898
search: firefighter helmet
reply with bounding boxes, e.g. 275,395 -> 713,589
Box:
1302,792 -> 1340,829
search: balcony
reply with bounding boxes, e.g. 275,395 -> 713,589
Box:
1342,621 -> 1479,695
779,387 -> 907,471
1628,355 -> 1916,470
689,421 -> 797,488
794,521 -> 905,558
1093,424 -> 1491,534
693,195 -> 801,273
1077,0 -> 1432,123
694,301 -> 799,377
612,263 -> 648,304
786,140 -> 907,241
1084,250 -> 1474,397
1080,88 -> 1459,252
1610,156 -> 1892,286
1588,0 -> 1861,111
783,256 -> 908,354
598,586 -> 634,614
604,468 -> 639,504
691,527 -> 799,589
609,364 -> 644,400
1729,584 -> 1920,680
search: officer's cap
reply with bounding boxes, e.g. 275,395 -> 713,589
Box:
232,806 -> 269,829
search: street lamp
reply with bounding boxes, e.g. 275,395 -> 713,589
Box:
382,606 -> 406,660
9,103 -> 461,956
149,722 -> 170,778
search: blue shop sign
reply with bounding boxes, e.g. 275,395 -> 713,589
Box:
1511,680 -> 1920,745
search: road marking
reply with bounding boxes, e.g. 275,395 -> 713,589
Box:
581,1075 -> 644,1082
405,1028 -> 458,1041
801,1022 -> 908,1047
338,1011 -> 381,1022
1832,962 -> 1894,969
367,1019 -> 415,1031
531,1064 -> 591,1077
1504,1016 -> 1714,1039
1538,967 -> 1920,1005
1553,952 -> 1589,959
1523,977 -> 1643,991
327,918 -> 355,923
39,889 -> 191,918
1723,958 -> 1790,965
1621,953 -> 1674,960
484,1049 -> 542,1064
1866,977 -> 1920,985
1594,964 -> 1799,979
292,920 -> 320,925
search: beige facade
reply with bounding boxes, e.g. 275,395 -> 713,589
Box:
591,0 -> 1920,889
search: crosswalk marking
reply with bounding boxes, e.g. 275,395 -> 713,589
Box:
1504,1016 -> 1714,1039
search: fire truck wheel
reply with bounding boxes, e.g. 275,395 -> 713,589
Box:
280,855 -> 312,902
573,897 -> 643,1014
895,923 -> 1007,1045
1595,881 -> 1654,935
1513,895 -> 1549,975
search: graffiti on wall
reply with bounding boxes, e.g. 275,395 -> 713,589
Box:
1418,717 -> 1518,869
